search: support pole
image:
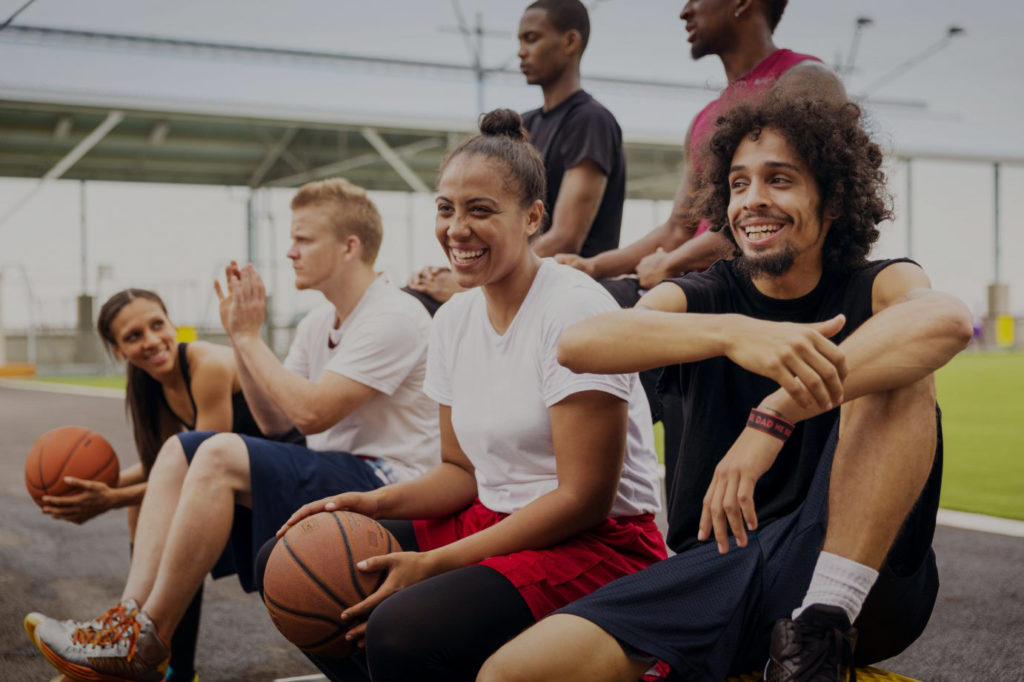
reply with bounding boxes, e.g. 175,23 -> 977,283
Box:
994,162 -> 1001,284
246,190 -> 258,265
80,180 -> 87,294
905,158 -> 913,258
360,128 -> 430,193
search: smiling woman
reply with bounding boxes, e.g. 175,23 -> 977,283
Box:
45,287 -> 298,682
268,109 -> 665,682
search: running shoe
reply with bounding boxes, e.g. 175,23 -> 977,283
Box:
764,604 -> 858,682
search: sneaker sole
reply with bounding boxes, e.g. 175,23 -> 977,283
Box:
35,635 -> 138,682
23,612 -> 41,646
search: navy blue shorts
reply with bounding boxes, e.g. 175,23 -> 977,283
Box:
177,431 -> 386,593
559,414 -> 941,680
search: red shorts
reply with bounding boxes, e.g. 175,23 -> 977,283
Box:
413,498 -> 668,620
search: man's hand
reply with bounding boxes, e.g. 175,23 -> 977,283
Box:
217,264 -> 267,341
698,426 -> 785,553
636,247 -> 674,289
339,551 -> 444,645
554,253 -> 596,278
723,315 -> 847,411
408,266 -> 461,302
40,477 -> 117,524
213,261 -> 242,337
276,491 -> 381,537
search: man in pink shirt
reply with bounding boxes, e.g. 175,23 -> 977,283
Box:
558,0 -> 846,297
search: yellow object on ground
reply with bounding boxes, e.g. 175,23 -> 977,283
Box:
727,668 -> 917,681
0,362 -> 36,377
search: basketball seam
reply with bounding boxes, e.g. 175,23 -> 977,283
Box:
264,593 -> 344,627
331,512 -> 370,601
265,593 -> 348,651
280,536 -> 348,611
49,428 -> 91,492
79,446 -> 118,483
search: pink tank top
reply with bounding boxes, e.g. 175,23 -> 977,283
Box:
691,49 -> 821,236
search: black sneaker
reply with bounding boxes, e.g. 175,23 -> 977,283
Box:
764,604 -> 858,682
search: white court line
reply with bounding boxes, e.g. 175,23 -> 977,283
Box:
0,377 -> 124,399
5,378 -> 1023,540
273,675 -> 327,682
935,508 -> 1024,538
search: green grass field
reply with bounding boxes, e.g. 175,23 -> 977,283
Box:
30,352 -> 1024,520
934,352 -> 1024,520
35,374 -> 127,389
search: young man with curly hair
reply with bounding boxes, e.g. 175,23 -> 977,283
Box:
479,97 -> 972,682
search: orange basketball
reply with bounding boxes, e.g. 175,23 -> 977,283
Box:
24,426 -> 119,507
263,511 -> 400,658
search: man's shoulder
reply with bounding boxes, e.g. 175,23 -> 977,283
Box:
565,92 -> 621,129
357,281 -> 432,330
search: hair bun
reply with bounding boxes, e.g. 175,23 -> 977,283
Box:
479,109 -> 527,141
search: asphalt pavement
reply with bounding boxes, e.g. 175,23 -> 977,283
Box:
0,384 -> 1021,681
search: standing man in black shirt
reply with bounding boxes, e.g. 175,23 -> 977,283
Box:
480,98 -> 972,681
406,0 -> 625,314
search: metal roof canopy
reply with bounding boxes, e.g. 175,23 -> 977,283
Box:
0,99 -> 687,200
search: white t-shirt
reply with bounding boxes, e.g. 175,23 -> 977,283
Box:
284,275 -> 439,482
424,259 -> 661,516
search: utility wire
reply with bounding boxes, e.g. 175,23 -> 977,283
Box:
0,0 -> 38,31
862,27 -> 964,96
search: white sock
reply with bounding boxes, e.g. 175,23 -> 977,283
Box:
792,551 -> 878,624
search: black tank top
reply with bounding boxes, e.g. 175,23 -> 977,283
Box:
661,258 -> 933,553
163,342 -> 264,437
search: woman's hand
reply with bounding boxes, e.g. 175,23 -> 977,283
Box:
40,477 -> 118,524
340,551 -> 445,645
275,491 -> 381,537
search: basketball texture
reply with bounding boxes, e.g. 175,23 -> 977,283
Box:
24,426 -> 119,507
263,511 -> 401,658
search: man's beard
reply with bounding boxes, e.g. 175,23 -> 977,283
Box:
735,243 -> 798,279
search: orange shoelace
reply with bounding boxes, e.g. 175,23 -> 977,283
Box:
70,603 -> 141,660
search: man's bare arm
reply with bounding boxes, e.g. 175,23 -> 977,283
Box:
761,262 -> 971,422
532,160 -> 608,257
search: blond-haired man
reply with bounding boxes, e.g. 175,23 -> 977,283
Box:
28,178 -> 440,682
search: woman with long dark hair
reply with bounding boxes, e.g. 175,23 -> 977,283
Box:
39,287 -> 286,682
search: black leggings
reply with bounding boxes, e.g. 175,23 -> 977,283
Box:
255,520 -> 535,682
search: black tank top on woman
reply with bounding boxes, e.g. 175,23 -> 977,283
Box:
163,343 -> 302,442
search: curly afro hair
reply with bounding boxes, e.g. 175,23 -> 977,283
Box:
697,96 -> 893,274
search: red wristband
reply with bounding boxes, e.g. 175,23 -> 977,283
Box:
747,408 -> 795,441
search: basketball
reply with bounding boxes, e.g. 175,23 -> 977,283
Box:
263,511 -> 400,658
24,426 -> 120,507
